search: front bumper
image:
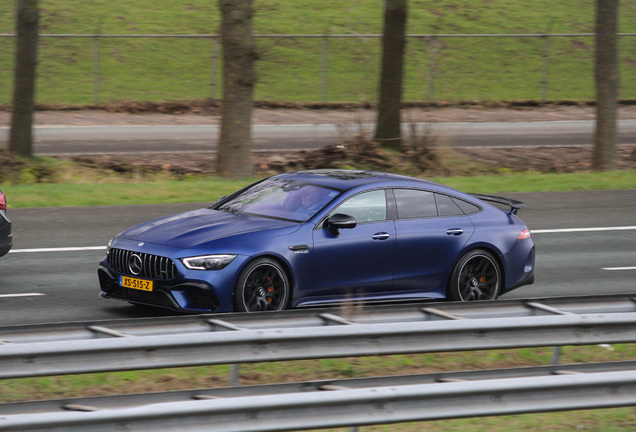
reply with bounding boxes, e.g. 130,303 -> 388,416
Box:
97,239 -> 246,313
98,264 -> 229,313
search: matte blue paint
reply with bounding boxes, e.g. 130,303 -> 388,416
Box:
98,170 -> 535,313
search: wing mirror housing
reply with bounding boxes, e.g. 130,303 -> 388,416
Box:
326,213 -> 356,235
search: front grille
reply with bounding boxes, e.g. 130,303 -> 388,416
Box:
108,248 -> 178,280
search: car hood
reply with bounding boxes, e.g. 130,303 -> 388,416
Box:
119,208 -> 301,249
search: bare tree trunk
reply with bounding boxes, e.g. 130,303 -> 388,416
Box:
374,0 -> 407,151
593,0 -> 619,171
9,0 -> 39,158
216,0 -> 256,179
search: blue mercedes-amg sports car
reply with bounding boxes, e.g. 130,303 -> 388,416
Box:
98,170 -> 535,313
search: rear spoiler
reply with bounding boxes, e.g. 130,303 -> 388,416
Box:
470,194 -> 526,215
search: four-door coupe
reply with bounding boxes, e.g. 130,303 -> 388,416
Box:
98,170 -> 535,313
0,189 -> 12,258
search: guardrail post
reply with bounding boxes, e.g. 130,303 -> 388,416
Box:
552,346 -> 561,365
230,363 -> 241,386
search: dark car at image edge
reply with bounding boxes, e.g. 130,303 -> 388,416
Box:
98,169 -> 535,314
0,189 -> 12,258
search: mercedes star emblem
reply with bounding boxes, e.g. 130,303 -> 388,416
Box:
128,254 -> 143,276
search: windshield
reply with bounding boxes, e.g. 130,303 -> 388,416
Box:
217,178 -> 341,222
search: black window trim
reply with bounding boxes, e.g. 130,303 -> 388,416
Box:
390,187 -> 483,220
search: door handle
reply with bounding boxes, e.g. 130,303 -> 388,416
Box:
372,232 -> 390,240
446,228 -> 464,236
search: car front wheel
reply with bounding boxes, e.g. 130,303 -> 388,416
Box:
448,250 -> 501,301
234,258 -> 290,312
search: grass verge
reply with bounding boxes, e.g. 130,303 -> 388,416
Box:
2,169 -> 635,208
1,1 -> 636,104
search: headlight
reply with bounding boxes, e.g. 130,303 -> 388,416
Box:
106,238 -> 113,253
181,254 -> 237,270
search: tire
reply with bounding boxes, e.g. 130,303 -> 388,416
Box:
448,249 -> 501,301
233,258 -> 290,312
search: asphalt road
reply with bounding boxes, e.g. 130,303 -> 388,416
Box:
1,189 -> 635,326
2,120 -> 636,154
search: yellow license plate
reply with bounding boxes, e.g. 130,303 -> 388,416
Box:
120,276 -> 154,292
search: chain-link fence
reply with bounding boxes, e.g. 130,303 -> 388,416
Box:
0,33 -> 635,105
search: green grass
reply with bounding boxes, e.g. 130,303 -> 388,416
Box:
2,178 -> 253,207
3,170 -> 635,208
436,170 -> 636,193
1,1 -> 636,104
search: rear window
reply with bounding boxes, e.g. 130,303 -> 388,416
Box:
394,189 -> 437,218
436,194 -> 465,216
451,197 -> 481,215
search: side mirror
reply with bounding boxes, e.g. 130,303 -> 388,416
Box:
326,213 -> 356,235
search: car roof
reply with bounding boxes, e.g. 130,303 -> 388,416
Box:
275,169 -> 441,191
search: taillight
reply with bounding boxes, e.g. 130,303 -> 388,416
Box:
0,191 -> 6,211
517,228 -> 532,240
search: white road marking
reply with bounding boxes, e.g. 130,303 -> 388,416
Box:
532,226 -> 636,234
602,267 -> 636,271
9,246 -> 107,254
0,293 -> 45,298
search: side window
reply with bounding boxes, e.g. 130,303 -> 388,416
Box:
451,197 -> 481,215
436,194 -> 465,216
331,190 -> 387,223
394,189 -> 437,219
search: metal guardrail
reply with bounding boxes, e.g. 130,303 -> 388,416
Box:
1,295 -> 636,430
2,294 -> 636,342
0,295 -> 635,379
4,360 -> 636,416
2,368 -> 636,431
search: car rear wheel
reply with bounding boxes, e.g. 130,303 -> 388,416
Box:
234,258 -> 290,312
448,249 -> 501,301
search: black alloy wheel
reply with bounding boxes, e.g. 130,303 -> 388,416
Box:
234,258 -> 290,312
448,249 -> 501,301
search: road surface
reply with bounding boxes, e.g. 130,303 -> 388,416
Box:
1,189 -> 635,326
2,120 -> 636,155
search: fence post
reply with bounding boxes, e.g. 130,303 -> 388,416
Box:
92,35 -> 100,105
92,19 -> 104,105
427,36 -> 438,101
541,33 -> 550,102
541,20 -> 555,102
210,36 -> 219,100
321,35 -> 328,103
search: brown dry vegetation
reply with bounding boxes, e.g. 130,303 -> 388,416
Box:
2,101 -> 636,184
